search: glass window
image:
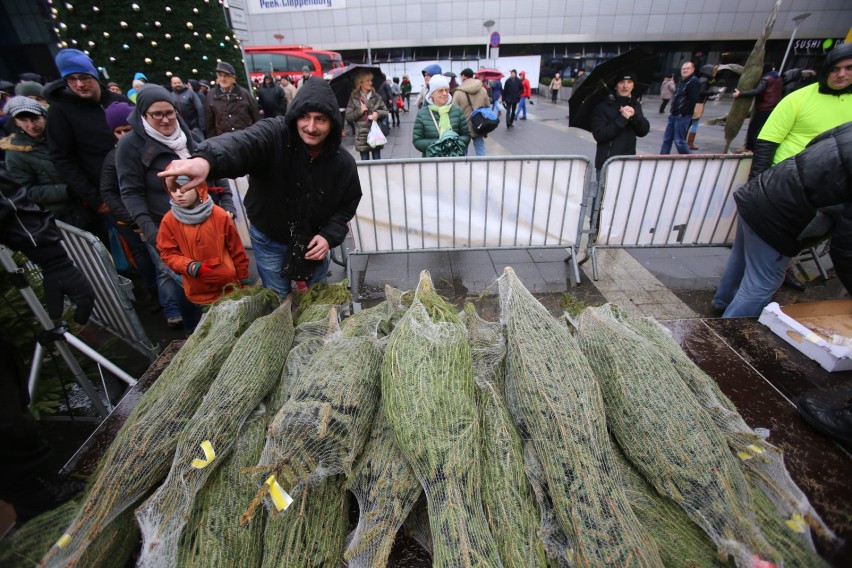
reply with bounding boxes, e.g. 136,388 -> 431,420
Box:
269,54 -> 288,72
247,53 -> 273,74
310,52 -> 336,72
287,54 -> 314,73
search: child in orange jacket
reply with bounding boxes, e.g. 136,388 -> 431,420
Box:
156,178 -> 250,305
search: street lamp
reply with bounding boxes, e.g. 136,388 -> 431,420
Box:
779,12 -> 811,74
483,19 -> 495,61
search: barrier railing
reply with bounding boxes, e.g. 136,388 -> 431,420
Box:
350,156 -> 592,283
58,221 -> 157,360
590,154 -> 751,280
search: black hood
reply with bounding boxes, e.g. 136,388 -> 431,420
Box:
284,77 -> 342,152
819,43 -> 852,96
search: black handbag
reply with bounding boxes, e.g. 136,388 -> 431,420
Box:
282,228 -> 322,281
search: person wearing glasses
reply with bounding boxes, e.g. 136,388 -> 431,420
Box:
116,85 -> 236,332
44,49 -> 129,243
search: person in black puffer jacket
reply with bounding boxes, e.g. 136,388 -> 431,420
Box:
158,77 -> 362,297
590,71 -> 650,175
256,74 -> 287,119
713,121 -> 852,318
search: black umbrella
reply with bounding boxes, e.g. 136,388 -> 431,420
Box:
328,64 -> 387,111
568,48 -> 658,132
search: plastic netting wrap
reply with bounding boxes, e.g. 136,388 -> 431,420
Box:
250,306 -> 345,568
0,498 -> 80,567
382,270 -> 501,567
521,443 -> 574,567
344,406 -> 422,568
609,438 -> 724,568
260,474 -> 349,567
402,497 -> 433,559
40,289 -> 280,567
177,403 -> 270,568
135,301 -> 293,568
497,268 -> 662,567
577,303 -> 777,566
621,313 -> 837,546
249,307 -> 383,511
462,303 -> 552,567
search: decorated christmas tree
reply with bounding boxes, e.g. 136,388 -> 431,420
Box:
47,0 -> 250,90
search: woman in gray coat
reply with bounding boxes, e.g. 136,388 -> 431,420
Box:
344,70 -> 389,160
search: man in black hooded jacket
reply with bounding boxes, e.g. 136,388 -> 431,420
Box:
160,78 -> 361,297
590,71 -> 650,176
712,122 -> 852,318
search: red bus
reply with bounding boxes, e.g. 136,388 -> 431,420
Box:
243,45 -> 345,83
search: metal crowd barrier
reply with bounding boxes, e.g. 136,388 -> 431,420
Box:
58,221 -> 157,361
350,156 -> 592,284
589,154 -> 752,280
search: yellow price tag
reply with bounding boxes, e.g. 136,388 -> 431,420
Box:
785,514 -> 808,533
746,444 -> 765,455
737,451 -> 752,460
266,475 -> 293,512
190,440 -> 216,469
57,534 -> 72,549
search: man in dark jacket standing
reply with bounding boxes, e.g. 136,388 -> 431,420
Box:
161,78 -> 361,297
170,75 -> 205,138
660,60 -> 701,154
712,122 -> 852,318
256,74 -> 287,119
733,63 -> 782,152
502,70 -> 522,128
205,61 -> 260,138
45,49 -> 128,240
590,71 -> 650,176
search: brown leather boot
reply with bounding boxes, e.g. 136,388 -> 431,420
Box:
687,132 -> 698,150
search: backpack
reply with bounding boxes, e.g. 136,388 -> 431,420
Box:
465,92 -> 500,135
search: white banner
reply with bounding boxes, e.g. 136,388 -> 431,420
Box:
596,155 -> 751,247
246,0 -> 345,15
351,157 -> 590,253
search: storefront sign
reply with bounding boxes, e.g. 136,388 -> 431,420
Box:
247,0 -> 345,14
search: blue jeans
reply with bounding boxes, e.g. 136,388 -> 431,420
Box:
249,225 -> 330,297
660,114 -> 692,154
518,96 -> 528,118
712,220 -> 790,318
470,136 -> 486,156
360,150 -> 381,160
145,242 -> 202,331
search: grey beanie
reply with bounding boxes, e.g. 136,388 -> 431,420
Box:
15,81 -> 44,98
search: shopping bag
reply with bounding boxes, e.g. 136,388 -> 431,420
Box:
367,120 -> 387,148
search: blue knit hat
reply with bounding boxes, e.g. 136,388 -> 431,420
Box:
55,49 -> 99,78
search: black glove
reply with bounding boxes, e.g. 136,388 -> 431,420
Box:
748,139 -> 779,181
25,244 -> 95,324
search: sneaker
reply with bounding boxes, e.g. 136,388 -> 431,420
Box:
520,116 -> 527,120
166,316 -> 183,328
797,395 -> 852,445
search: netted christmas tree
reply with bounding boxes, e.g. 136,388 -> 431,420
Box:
48,0 -> 250,89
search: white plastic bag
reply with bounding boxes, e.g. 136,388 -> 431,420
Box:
367,120 -> 387,148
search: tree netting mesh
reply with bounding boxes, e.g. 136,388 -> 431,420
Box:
344,405 -> 422,568
497,267 -> 663,567
620,312 -> 836,546
260,474 -> 349,567
402,497 -> 433,559
40,288 -> 280,567
382,270 -> 502,566
135,300 -> 293,568
0,498 -> 81,567
577,303 -> 778,567
177,403 -> 270,568
461,303 -> 553,568
609,437 -> 724,568
521,443 -> 574,567
248,305 -> 383,516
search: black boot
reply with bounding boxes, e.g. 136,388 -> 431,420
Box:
797,395 -> 852,445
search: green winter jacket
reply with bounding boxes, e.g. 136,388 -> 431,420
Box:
0,132 -> 84,223
412,104 -> 470,156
